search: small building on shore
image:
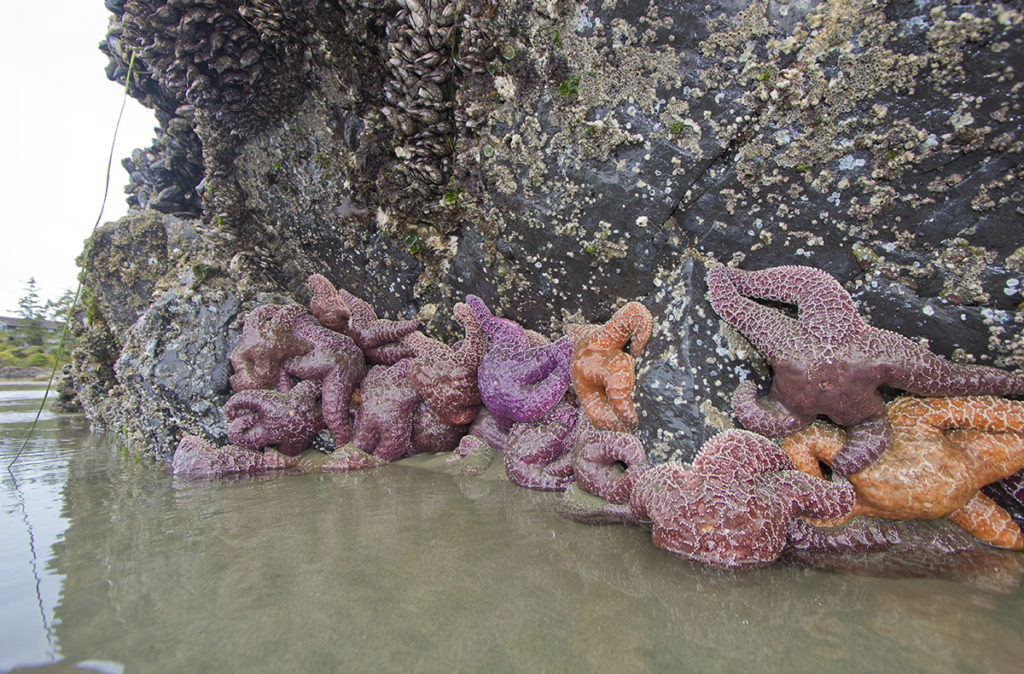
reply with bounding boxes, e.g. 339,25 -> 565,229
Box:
0,316 -> 62,333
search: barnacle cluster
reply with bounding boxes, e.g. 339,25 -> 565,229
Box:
381,0 -> 459,200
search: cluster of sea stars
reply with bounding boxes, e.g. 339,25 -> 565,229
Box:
698,263 -> 1024,564
175,275 -> 654,511
173,263 -> 1024,571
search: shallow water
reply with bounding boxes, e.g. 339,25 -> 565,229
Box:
2,382 -> 1024,672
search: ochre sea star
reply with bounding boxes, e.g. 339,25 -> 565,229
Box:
351,359 -> 421,463
569,414 -> 649,505
467,295 -> 573,428
504,402 -> 579,491
781,395 -> 1024,549
283,314 -> 366,446
229,304 -> 311,392
308,273 -> 420,364
628,429 -> 859,567
172,435 -> 300,477
403,301 -> 486,426
706,263 -> 1024,475
223,379 -> 325,456
564,302 -> 652,433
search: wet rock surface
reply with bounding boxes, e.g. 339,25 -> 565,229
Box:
83,0 -> 1024,462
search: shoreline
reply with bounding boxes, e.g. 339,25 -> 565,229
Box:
0,366 -> 52,381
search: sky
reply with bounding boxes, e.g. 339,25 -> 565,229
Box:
0,3 -> 158,316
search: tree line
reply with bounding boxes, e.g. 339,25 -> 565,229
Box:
2,278 -> 76,369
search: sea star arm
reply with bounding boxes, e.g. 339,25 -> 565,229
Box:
173,436 -> 300,477
574,352 -> 638,432
335,287 -> 378,327
770,470 -> 856,521
589,302 -> 653,356
872,328 -> 1024,396
724,265 -> 863,339
352,362 -> 420,462
504,338 -> 573,420
891,395 -> 1024,434
357,318 -> 423,351
364,341 -> 416,364
706,264 -> 795,361
330,286 -> 420,362
786,517 -> 901,552
829,412 -> 892,476
692,429 -> 796,475
452,301 -> 487,369
505,452 -> 575,491
946,491 -> 1024,550
948,428 -> 1024,491
779,423 -> 845,479
230,304 -> 312,391
308,273 -> 351,332
223,381 -> 324,455
504,404 -> 578,490
732,380 -> 815,437
571,418 -> 650,504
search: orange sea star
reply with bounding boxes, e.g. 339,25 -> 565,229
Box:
564,302 -> 652,432
781,396 -> 1024,549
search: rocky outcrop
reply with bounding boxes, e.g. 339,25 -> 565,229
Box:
69,210 -> 284,459
80,0 -> 1024,462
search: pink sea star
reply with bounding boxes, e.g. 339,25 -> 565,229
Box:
706,263 -> 1024,475
351,359 -> 421,463
466,294 -> 573,429
628,429 -> 862,567
223,379 -> 325,456
308,273 -> 420,364
564,302 -> 652,432
172,435 -> 300,477
504,402 -> 579,491
229,304 -> 311,392
569,414 -> 650,505
282,314 -> 366,445
402,301 -> 487,426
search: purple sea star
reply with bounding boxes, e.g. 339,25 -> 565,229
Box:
351,359 -> 421,463
412,400 -> 468,455
466,295 -> 573,429
564,302 -> 653,432
308,274 -> 420,364
223,379 -> 325,456
504,402 -> 579,491
402,301 -> 487,426
706,263 -> 1024,475
450,408 -> 509,472
229,304 -> 312,392
281,314 -> 367,445
628,429 -> 860,567
569,414 -> 650,505
172,435 -> 300,477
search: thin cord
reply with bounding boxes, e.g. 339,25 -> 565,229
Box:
6,50 -> 137,474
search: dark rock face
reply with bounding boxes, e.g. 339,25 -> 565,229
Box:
84,0 -> 1024,462
69,211 -> 270,459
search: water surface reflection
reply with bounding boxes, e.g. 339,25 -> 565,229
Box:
2,383 -> 1024,671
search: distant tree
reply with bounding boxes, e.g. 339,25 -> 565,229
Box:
15,278 -> 45,346
17,278 -> 42,320
45,288 -> 76,322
